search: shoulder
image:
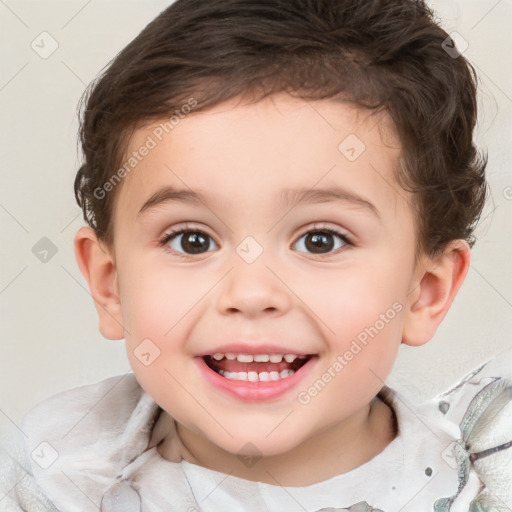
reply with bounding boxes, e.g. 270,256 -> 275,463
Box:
379,349 -> 512,510
3,373 -> 160,512
428,348 -> 512,509
0,428 -> 58,511
431,347 -> 512,430
20,372 -> 145,437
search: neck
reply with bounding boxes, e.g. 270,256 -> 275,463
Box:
158,395 -> 397,487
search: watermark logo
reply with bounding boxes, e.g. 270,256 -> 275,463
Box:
442,32 -> 469,59
236,236 -> 264,264
134,338 -> 161,366
441,440 -> 459,469
338,134 -> 366,162
31,441 -> 59,469
31,31 -> 59,59
32,237 -> 58,263
237,442 -> 262,468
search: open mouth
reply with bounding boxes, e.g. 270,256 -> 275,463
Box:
202,353 -> 314,382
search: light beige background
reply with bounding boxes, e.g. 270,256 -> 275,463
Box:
1,0 -> 511,441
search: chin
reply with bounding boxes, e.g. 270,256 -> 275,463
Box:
211,431 -> 304,459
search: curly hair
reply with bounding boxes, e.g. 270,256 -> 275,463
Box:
74,0 -> 487,257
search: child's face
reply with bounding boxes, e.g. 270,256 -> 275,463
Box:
107,95 -> 422,456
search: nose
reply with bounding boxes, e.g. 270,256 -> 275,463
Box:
216,255 -> 292,319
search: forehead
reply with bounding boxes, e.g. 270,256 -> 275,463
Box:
113,94 -> 409,232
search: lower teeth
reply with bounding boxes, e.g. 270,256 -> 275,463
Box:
219,369 -> 294,382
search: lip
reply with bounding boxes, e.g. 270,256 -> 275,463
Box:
194,354 -> 317,402
195,343 -> 313,357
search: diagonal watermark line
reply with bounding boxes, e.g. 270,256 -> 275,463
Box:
163,368 -> 233,437
61,60 -> 87,86
163,163 -> 233,233
199,471 -> 233,503
264,470 -> 308,511
398,471 -> 439,511
304,100 -> 336,131
369,162 -> 411,207
265,265 -> 336,334
62,372 -> 131,438
471,200 -> 498,242
60,264 -> 130,335
265,409 -> 294,438
471,0 -> 504,30
0,62 -> 29,92
0,472 -> 29,505
0,448 -> 31,477
472,265 -> 512,310
368,367 -> 440,439
474,63 -> 512,105
0,463 -> 56,512
270,77 -> 336,132
476,98 -> 499,138
0,408 -> 28,438
405,260 -> 440,303
0,266 -> 28,295
368,113 -> 386,134
477,202 -> 498,228
266,163 -> 337,234
164,267 -> 234,336
0,203 -> 29,233
61,0 -> 93,29
486,492 -> 512,512
0,0 -> 29,28
60,211 -> 82,233
61,471 -> 100,510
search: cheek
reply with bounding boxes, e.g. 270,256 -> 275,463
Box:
118,260 -> 210,339
297,256 -> 409,392
303,261 -> 408,335
117,264 -> 198,410
298,269 -> 406,411
117,261 -> 212,392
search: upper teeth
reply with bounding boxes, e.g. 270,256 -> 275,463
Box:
211,353 -> 306,363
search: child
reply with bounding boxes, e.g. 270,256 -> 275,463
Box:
2,0 -> 511,510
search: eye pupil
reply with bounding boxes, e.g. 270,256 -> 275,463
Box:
166,228 -> 346,258
182,232 -> 209,254
306,232 -> 335,253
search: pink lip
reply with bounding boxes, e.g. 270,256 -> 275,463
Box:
195,343 -> 313,357
194,355 -> 317,402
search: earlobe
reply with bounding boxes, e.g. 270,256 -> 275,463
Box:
74,226 -> 125,340
402,240 -> 471,347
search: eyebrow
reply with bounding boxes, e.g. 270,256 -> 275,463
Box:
138,185 -> 380,219
139,187 -> 205,214
280,187 -> 380,219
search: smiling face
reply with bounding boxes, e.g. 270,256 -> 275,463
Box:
110,95 -> 415,444
75,93 -> 471,483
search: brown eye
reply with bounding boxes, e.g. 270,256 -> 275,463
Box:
163,230 -> 218,255
294,229 -> 349,255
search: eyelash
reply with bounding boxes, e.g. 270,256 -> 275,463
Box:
157,223 -> 353,260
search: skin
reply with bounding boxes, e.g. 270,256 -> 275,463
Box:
75,94 -> 470,486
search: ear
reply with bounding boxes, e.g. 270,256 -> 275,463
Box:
74,226 -> 125,340
402,239 -> 471,347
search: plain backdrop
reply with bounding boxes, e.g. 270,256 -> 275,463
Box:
1,0 -> 511,441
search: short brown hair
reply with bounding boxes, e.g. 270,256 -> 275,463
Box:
74,0 -> 487,256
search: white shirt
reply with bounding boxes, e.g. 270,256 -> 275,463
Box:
1,350 -> 511,512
